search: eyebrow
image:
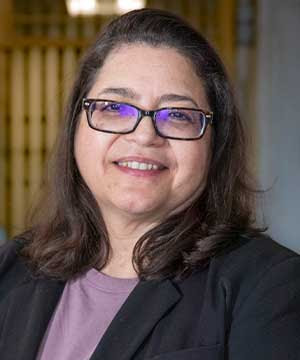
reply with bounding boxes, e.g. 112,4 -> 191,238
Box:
97,88 -> 199,108
97,87 -> 138,99
158,94 -> 199,108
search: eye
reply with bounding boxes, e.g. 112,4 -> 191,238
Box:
168,110 -> 192,122
98,102 -> 138,119
102,102 -> 122,112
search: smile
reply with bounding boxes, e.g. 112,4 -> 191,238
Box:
117,161 -> 159,171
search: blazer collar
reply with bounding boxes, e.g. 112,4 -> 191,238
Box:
0,276 -> 65,360
1,273 -> 181,360
90,277 -> 181,360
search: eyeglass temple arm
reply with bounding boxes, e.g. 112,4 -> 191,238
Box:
206,112 -> 213,125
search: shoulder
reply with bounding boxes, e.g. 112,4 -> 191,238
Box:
183,236 -> 300,358
183,235 -> 300,288
209,236 -> 300,358
179,235 -> 300,318
207,235 -> 300,332
214,234 -> 299,274
211,235 -> 300,285
206,235 -> 300,298
0,237 -> 32,298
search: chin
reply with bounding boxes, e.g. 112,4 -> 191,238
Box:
120,202 -> 161,217
114,197 -> 166,220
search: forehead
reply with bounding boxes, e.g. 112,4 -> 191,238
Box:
89,44 -> 208,108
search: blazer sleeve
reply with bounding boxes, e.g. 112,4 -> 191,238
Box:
228,256 -> 300,360
0,239 -> 28,298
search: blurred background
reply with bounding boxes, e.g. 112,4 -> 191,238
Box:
0,0 -> 299,253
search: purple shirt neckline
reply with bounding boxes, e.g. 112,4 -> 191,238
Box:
84,268 -> 139,293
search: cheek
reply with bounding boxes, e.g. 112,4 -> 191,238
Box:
173,139 -> 211,191
75,125 -> 92,171
74,120 -> 105,179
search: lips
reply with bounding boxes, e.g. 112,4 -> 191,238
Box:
113,156 -> 168,171
118,161 -> 159,170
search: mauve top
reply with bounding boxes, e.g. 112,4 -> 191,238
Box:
36,268 -> 139,360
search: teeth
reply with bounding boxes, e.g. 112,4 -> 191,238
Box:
117,161 -> 159,171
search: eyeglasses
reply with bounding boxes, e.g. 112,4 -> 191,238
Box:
82,98 -> 213,141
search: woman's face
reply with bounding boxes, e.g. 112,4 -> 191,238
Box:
75,44 -> 212,225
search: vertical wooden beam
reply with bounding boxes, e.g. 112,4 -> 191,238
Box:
45,24 -> 61,153
62,20 -> 78,107
0,51 -> 7,231
10,49 -> 26,234
28,46 -> 43,202
217,0 -> 236,75
165,0 -> 184,15
0,0 -> 13,46
45,46 -> 60,152
186,0 -> 202,31
0,1 -> 13,235
148,0 -> 167,10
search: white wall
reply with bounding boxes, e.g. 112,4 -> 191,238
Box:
257,0 -> 300,253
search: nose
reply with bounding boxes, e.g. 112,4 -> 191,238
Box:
124,115 -> 165,147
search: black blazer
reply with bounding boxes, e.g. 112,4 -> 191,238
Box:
0,236 -> 300,360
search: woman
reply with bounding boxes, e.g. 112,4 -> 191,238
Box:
0,8 -> 299,360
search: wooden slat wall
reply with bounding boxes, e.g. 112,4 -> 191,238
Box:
0,51 -> 8,231
0,0 -> 236,237
45,23 -> 61,151
45,45 -> 60,151
217,0 -> 236,75
10,49 -> 26,233
28,46 -> 43,201
62,20 -> 78,107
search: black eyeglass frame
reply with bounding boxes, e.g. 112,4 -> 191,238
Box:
82,98 -> 213,141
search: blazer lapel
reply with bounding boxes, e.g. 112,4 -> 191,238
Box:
90,278 -> 182,360
1,277 -> 65,360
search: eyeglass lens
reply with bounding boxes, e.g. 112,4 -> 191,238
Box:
90,101 -> 138,132
155,109 -> 204,138
89,101 -> 205,139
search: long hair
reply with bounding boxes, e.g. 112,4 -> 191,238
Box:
21,8 -> 264,280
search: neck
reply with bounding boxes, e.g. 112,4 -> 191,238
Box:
100,210 -> 157,279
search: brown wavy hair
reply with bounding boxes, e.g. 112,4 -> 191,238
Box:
20,8 -> 264,280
